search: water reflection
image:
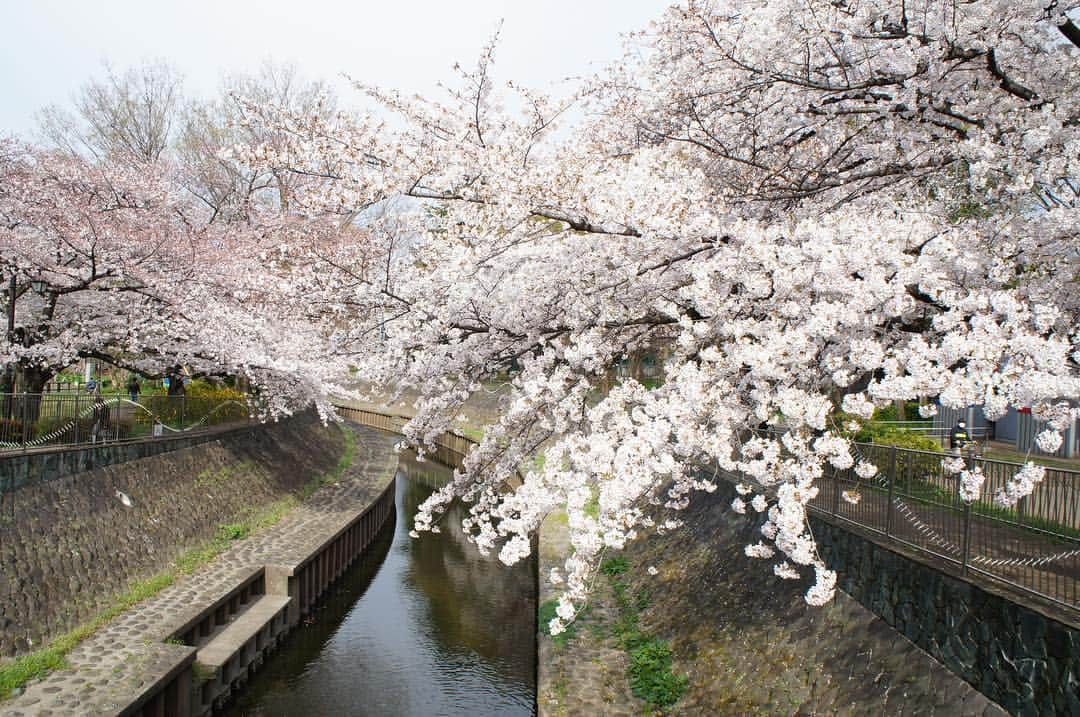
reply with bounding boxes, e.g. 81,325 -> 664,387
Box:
223,451 -> 536,717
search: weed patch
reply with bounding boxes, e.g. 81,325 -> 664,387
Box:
600,555 -> 687,711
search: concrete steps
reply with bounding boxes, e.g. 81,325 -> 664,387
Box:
194,594 -> 291,715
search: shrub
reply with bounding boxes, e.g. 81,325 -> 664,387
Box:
216,523 -> 249,541
872,428 -> 941,452
600,556 -> 629,576
627,638 -> 687,707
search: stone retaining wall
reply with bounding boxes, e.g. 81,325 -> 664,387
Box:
0,412 -> 344,658
811,514 -> 1080,716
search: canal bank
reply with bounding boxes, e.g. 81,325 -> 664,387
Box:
222,451 -> 536,717
1,423 -> 399,716
536,485 -> 1007,715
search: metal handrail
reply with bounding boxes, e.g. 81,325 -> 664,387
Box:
0,391 -> 253,452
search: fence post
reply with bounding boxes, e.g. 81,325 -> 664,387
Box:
831,464 -> 840,516
885,445 -> 897,536
960,444 -> 975,575
20,392 -> 28,450
73,391 -> 80,444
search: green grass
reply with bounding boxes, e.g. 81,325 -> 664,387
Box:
0,571 -> 174,699
302,424 -> 356,500
539,599 -> 578,646
983,447 -> 1080,471
627,638 -> 688,708
455,425 -> 485,442
0,424 -> 358,699
600,556 -> 629,576
894,476 -> 1080,541
597,555 -> 687,711
194,461 -> 255,489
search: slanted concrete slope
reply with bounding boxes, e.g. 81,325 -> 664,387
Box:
539,485 -> 1006,716
2,423 -> 399,716
0,412 -> 343,658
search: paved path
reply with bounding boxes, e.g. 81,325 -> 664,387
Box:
812,474 -> 1080,614
1,424 -> 398,716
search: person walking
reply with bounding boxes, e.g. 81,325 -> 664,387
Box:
126,375 -> 140,403
950,420 -> 970,455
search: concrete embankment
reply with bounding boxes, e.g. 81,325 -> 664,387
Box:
1,421 -> 399,716
537,486 -> 1007,716
0,412 -> 343,659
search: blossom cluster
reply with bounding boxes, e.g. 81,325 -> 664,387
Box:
219,0 -> 1080,628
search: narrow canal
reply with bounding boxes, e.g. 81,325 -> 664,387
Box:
223,450 -> 537,716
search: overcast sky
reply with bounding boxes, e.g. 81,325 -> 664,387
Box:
1,1 -> 669,137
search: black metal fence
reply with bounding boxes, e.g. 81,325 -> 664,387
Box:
809,441 -> 1080,613
0,392 -> 251,450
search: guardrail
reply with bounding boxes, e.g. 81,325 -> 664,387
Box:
0,392 -> 252,451
331,405 -> 1078,613
806,441 -> 1079,613
330,402 -> 481,471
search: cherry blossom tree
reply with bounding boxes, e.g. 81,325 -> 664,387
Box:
220,0 -> 1080,629
0,139 -> 356,416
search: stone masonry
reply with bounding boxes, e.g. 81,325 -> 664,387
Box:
0,422 -> 398,716
0,412 -> 343,658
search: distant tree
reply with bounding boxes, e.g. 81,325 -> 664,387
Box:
37,60 -> 183,165
178,61 -> 339,222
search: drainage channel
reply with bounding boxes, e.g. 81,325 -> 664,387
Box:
221,451 -> 537,716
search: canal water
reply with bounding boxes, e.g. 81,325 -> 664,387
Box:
223,451 -> 537,716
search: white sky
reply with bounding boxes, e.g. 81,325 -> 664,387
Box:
0,0 -> 669,137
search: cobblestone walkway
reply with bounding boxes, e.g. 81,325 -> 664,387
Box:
1,423 -> 398,717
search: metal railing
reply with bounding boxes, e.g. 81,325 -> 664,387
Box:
807,441 -> 1080,613
0,392 -> 252,451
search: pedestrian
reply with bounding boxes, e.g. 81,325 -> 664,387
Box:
126,375 -> 140,403
950,420 -> 970,454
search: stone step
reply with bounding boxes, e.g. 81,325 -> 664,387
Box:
195,594 -> 290,669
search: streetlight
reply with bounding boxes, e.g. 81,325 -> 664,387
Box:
30,278 -> 47,295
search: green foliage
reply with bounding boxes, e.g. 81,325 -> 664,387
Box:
871,401 -> 923,422
216,522 -> 249,541
301,424 -> 355,500
837,409 -> 940,452
627,638 -> 688,708
594,554 -> 687,710
869,429 -> 941,452
947,198 -> 993,223
194,461 -> 254,488
0,647 -> 66,699
0,571 -> 174,699
584,493 -> 600,519
600,556 -> 629,576
538,599 -> 577,646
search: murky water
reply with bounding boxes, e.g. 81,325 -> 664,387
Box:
223,452 -> 537,716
